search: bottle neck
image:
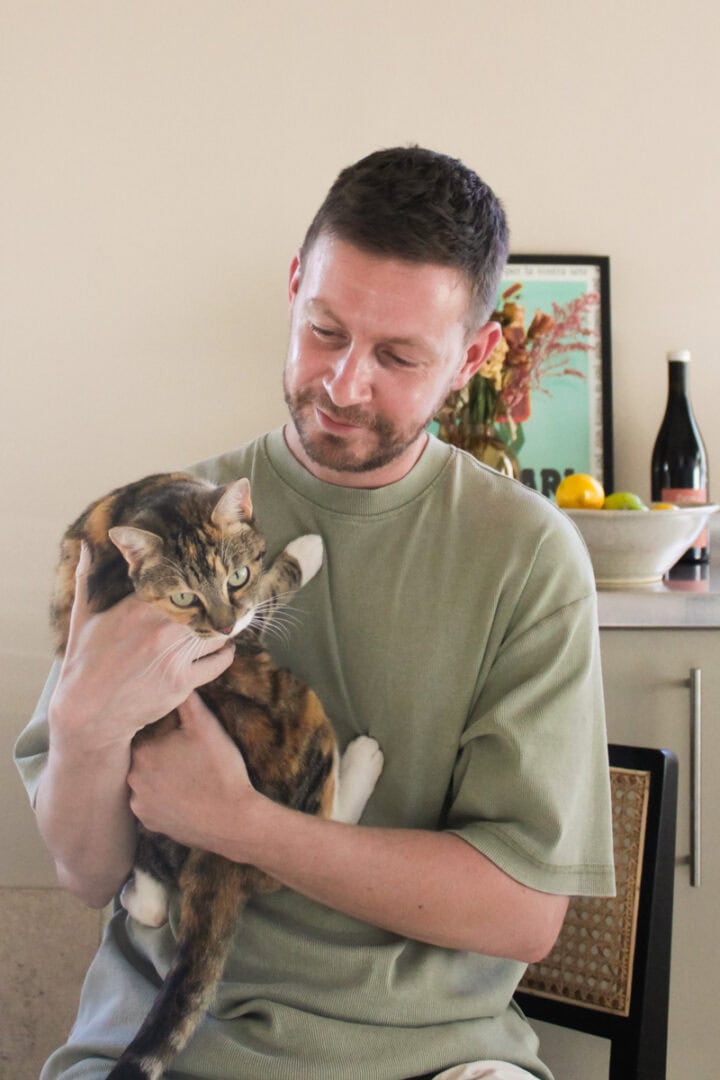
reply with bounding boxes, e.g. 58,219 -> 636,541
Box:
668,360 -> 689,396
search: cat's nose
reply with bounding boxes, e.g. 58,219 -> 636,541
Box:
217,623 -> 235,636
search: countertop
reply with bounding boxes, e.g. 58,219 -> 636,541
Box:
597,518 -> 720,629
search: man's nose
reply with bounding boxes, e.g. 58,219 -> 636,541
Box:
322,348 -> 373,407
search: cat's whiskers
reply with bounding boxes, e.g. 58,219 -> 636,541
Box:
139,633 -> 197,680
168,632 -> 204,683
252,588 -> 300,616
261,607 -> 301,630
256,602 -> 302,630
259,619 -> 293,646
140,627 -> 213,683
250,598 -> 303,645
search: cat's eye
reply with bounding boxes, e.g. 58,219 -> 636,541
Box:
170,591 -> 197,608
228,567 -> 250,590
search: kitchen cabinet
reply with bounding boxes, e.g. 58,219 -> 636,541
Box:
531,554 -> 720,1080
601,628 -> 717,1080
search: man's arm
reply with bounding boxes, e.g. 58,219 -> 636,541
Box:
35,547 -> 235,908
241,814 -> 568,962
128,693 -> 569,961
36,727 -> 138,908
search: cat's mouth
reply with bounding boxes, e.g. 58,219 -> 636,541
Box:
196,608 -> 256,640
230,609 -> 255,636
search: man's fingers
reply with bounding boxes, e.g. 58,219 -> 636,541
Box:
176,690 -> 218,729
175,691 -> 248,777
65,542 -> 93,647
189,642 -> 235,688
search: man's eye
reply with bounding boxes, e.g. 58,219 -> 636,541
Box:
382,350 -> 415,368
311,323 -> 341,340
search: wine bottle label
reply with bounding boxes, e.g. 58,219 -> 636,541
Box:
661,487 -> 709,548
661,487 -> 708,504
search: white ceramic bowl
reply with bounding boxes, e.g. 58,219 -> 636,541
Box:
562,505 -> 719,586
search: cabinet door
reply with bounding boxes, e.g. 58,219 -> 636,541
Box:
531,629 -> 718,1080
601,630 -> 717,1080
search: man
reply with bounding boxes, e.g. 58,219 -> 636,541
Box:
16,146 -> 615,1079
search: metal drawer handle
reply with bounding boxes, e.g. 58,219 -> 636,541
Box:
690,667 -> 701,887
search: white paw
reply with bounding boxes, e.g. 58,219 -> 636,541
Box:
285,534 -> 324,585
340,735 -> 384,781
333,736 -> 384,824
120,868 -> 169,928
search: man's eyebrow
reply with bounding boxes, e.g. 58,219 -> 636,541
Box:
306,299 -> 340,320
306,299 -> 433,353
383,334 -> 427,348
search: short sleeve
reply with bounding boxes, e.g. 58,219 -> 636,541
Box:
14,660 -> 59,807
447,553 -> 615,898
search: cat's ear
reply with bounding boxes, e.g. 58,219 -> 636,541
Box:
211,478 -> 253,528
108,526 -> 164,574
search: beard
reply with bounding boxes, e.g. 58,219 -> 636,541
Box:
283,381 -> 436,475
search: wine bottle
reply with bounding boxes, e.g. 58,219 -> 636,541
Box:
651,349 -> 710,563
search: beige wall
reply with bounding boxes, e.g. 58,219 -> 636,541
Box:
3,0 -> 718,882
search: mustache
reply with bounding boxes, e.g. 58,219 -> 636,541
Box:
291,388 -> 392,435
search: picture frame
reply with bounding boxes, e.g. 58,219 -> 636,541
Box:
497,254 -> 613,496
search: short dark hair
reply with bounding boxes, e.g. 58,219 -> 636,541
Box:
301,146 -> 509,327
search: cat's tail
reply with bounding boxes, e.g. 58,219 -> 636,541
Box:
106,853 -> 261,1080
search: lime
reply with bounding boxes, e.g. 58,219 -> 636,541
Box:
603,491 -> 648,511
555,474 -> 606,509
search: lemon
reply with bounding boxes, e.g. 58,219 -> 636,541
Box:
651,502 -> 679,511
603,491 -> 648,511
555,474 -> 605,509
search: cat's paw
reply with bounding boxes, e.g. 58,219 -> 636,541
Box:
334,736 -> 384,824
120,868 -> 169,928
340,735 -> 384,782
285,534 -> 324,585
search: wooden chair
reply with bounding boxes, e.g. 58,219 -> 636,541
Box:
515,744 -> 678,1080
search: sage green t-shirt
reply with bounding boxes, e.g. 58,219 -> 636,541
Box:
15,430 -> 615,1080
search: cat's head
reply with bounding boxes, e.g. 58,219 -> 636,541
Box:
108,478 -> 267,638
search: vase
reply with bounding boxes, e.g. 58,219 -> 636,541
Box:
465,423 -> 520,479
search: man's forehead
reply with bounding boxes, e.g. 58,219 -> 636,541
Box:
298,237 -> 471,316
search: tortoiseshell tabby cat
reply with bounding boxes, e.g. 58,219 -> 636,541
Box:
51,472 -> 383,1080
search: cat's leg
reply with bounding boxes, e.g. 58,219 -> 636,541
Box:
253,535 -> 324,634
332,736 -> 384,824
120,829 -> 187,927
283,534 -> 323,587
120,867 -> 170,928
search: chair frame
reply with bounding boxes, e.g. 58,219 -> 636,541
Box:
515,744 -> 678,1080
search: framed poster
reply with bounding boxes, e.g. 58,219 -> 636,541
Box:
497,255 -> 613,496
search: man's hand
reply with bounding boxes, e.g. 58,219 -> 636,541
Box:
128,693 -> 258,851
36,544 -> 235,907
50,542 -> 236,750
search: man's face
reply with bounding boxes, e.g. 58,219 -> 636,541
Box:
283,234 -> 499,486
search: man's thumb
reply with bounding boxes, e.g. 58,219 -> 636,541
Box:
66,541 -> 93,639
177,691 -> 217,730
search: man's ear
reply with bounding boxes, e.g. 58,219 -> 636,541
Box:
288,251 -> 302,305
449,321 -> 503,392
